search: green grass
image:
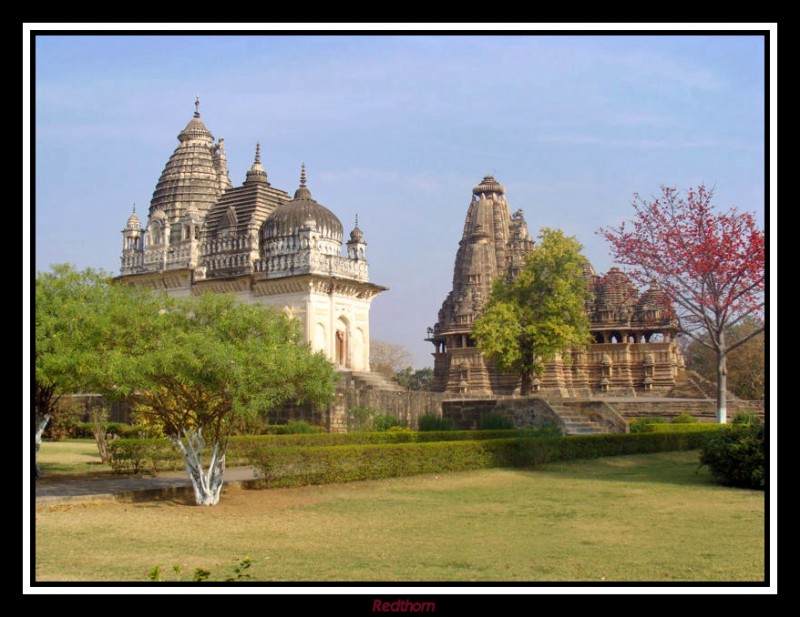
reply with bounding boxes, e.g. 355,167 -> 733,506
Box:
38,439 -> 112,476
34,450 -> 764,582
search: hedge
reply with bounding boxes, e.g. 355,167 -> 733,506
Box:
249,431 -> 714,489
110,430 -> 714,479
642,423 -> 726,434
108,430 -> 530,474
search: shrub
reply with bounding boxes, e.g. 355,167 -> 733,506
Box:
418,414 -> 457,431
372,414 -> 405,432
699,424 -> 765,489
478,413 -> 515,430
347,407 -> 380,432
672,412 -> 698,424
628,417 -> 666,433
44,400 -> 81,441
732,411 -> 763,426
275,420 -> 325,435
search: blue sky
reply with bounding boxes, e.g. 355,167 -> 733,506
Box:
30,30 -> 769,368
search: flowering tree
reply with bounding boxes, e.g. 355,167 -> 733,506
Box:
600,186 -> 765,423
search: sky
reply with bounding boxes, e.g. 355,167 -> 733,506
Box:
29,27 -> 770,369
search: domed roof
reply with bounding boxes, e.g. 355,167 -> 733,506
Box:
263,164 -> 343,242
472,175 -> 505,196
348,215 -> 364,243
596,267 -> 638,307
637,284 -> 671,309
178,97 -> 214,144
149,97 -> 227,220
126,206 -> 141,230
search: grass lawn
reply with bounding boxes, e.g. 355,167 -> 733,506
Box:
33,450 -> 764,583
37,439 -> 112,476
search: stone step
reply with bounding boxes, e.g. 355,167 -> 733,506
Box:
566,427 -> 605,435
338,369 -> 406,392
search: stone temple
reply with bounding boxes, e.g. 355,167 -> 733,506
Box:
427,175 -> 685,396
117,99 -> 385,372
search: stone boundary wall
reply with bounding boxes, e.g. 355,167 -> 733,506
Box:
442,397 -> 565,432
602,398 -> 765,422
63,391 -> 765,434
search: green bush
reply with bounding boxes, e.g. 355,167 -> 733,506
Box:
732,411 -> 763,426
274,420 -> 325,435
372,414 -> 405,432
347,407 -> 379,432
628,417 -> 666,433
478,413 -> 515,431
699,424 -> 765,489
643,423 -> 725,434
672,412 -> 699,424
418,414 -> 457,431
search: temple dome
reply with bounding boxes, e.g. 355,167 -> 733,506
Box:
148,97 -> 230,222
472,175 -> 505,197
263,165 -> 343,248
126,208 -> 141,230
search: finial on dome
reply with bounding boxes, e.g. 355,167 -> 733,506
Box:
300,162 -> 307,188
355,213 -> 359,227
132,203 -> 136,213
194,94 -> 200,118
255,142 -> 261,165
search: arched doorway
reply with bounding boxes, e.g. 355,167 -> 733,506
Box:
335,316 -> 350,368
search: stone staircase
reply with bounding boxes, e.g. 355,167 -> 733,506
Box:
338,369 -> 406,392
669,369 -> 731,400
545,400 -> 613,435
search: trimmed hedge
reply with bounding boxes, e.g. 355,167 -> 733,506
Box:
108,430 -> 530,474
249,431 -> 714,489
642,423 -> 725,434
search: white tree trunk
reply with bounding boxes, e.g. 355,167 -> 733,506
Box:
716,351 -> 728,424
34,412 -> 51,479
171,428 -> 227,506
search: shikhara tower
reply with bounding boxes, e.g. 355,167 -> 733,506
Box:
118,100 -> 385,372
428,175 -> 685,395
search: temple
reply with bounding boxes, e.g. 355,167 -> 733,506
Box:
117,100 -> 385,372
427,175 -> 684,395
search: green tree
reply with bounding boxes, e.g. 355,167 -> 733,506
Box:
106,293 -> 337,505
394,367 -> 434,391
472,228 -> 593,395
34,264 -> 158,478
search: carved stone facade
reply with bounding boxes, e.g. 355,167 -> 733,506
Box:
117,101 -> 385,371
427,175 -> 684,395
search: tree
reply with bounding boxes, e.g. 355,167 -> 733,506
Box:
472,228 -> 593,395
34,264 -> 157,478
106,293 -> 337,506
394,367 -> 434,391
600,185 -> 765,423
683,318 -> 765,401
369,340 -> 413,379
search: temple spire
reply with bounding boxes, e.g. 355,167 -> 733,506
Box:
255,142 -> 261,165
194,94 -> 201,118
300,162 -> 307,187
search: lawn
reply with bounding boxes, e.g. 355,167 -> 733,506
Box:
33,450 -> 764,582
37,439 -> 112,476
